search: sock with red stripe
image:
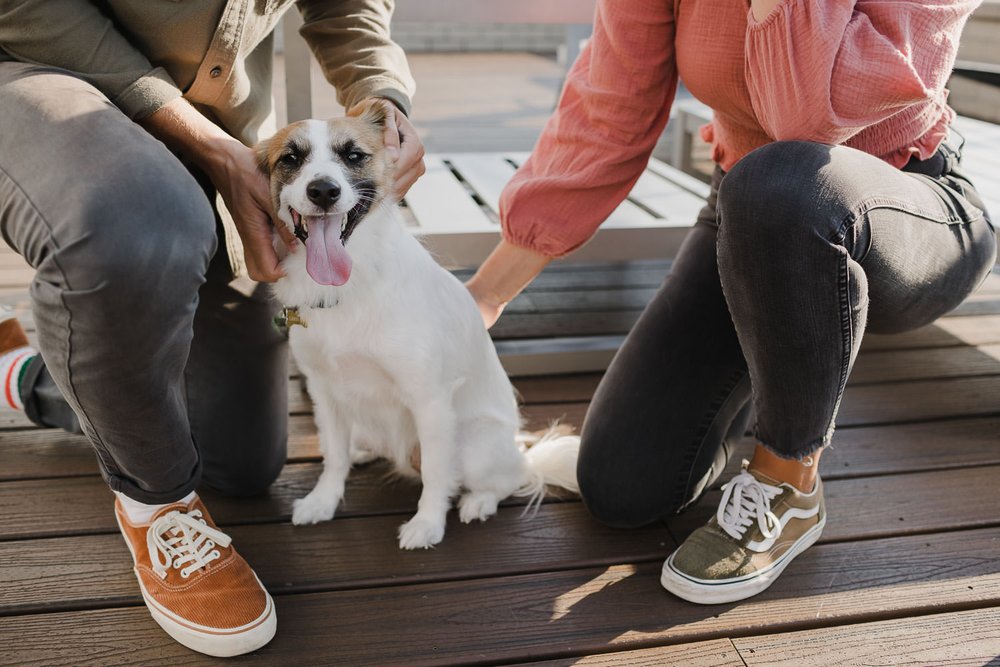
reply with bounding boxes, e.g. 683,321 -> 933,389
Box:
0,308 -> 36,410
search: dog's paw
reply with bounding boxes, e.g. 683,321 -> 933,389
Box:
458,491 -> 499,524
397,516 -> 445,550
291,493 -> 337,525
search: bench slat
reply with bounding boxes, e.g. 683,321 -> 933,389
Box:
444,153 -> 517,215
402,155 -> 494,233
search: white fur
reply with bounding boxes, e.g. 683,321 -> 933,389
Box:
272,121 -> 580,549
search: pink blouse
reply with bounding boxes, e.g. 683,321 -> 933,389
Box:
501,0 -> 980,257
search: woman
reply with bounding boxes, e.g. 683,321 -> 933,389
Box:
466,0 -> 995,604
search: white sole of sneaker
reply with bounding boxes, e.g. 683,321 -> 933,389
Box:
115,510 -> 277,657
141,575 -> 277,657
660,515 -> 826,605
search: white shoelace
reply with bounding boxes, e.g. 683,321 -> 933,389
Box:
717,470 -> 783,541
146,509 -> 232,579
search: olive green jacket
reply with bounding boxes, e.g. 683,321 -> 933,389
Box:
0,0 -> 415,145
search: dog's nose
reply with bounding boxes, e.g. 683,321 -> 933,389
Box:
306,179 -> 341,210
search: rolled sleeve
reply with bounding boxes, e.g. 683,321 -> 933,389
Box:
297,0 -> 415,115
500,0 -> 678,257
0,0 -> 183,119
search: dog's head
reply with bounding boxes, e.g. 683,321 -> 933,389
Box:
256,102 -> 392,286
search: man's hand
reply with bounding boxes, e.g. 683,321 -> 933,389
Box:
203,138 -> 295,282
140,98 -> 294,283
349,98 -> 425,201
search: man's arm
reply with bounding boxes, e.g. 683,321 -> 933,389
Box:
298,0 -> 423,200
140,98 -> 296,283
296,0 -> 416,115
0,0 -> 181,121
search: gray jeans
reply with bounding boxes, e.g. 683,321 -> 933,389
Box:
578,139 -> 996,528
0,63 -> 288,503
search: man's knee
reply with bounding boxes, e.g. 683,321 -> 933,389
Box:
52,160 -> 217,301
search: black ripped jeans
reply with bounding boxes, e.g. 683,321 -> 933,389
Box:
577,139 -> 996,528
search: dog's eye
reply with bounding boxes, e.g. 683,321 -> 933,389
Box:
279,152 -> 301,167
345,151 -> 367,164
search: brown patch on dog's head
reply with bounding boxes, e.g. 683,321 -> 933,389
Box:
255,120 -> 313,214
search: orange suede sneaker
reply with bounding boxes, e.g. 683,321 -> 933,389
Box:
114,496 -> 276,657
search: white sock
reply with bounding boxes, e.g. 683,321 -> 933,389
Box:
0,306 -> 36,411
0,345 -> 36,410
115,490 -> 198,524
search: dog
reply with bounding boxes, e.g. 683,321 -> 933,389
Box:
256,102 -> 580,549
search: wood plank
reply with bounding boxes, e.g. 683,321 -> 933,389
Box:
5,441 -> 999,545
6,409 -> 1000,487
515,374 -> 1000,428
733,608 -> 1000,666
403,155 -> 495,233
721,416 -> 1000,481
445,153 -> 517,215
0,503 -> 671,617
3,528 -> 1000,665
0,462 -> 424,541
515,639 -> 743,667
627,171 -> 706,224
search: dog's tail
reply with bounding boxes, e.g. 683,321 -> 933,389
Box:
514,424 -> 581,514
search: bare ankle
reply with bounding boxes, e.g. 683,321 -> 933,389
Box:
747,444 -> 822,493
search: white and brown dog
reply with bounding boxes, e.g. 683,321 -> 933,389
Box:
257,103 -> 579,549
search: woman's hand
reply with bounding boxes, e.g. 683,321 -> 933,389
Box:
349,98 -> 426,201
465,240 -> 553,329
466,280 -> 508,329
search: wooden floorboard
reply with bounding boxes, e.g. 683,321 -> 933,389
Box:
3,244 -> 1000,663
731,607 -> 1000,666
4,528 -> 1000,665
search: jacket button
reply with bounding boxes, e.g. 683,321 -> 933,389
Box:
210,67 -> 223,78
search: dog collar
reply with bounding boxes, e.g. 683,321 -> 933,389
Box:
273,306 -> 307,333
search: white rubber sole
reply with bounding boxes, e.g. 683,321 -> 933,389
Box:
661,516 -> 826,605
142,580 -> 277,657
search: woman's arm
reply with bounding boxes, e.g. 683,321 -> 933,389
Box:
468,0 -> 678,326
744,0 -> 980,144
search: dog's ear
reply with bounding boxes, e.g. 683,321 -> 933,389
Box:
355,98 -> 389,129
254,136 -> 272,175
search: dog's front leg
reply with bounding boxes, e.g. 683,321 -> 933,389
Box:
292,394 -> 351,525
398,397 -> 459,549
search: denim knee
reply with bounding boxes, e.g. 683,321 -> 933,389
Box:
717,141 -> 851,249
52,159 -> 217,309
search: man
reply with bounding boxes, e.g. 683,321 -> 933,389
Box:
0,0 -> 424,656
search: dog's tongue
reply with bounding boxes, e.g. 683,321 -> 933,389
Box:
305,214 -> 352,285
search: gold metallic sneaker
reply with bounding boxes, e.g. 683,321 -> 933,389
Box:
115,496 -> 276,657
661,462 -> 825,604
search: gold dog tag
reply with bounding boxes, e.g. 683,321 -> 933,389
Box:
273,306 -> 307,333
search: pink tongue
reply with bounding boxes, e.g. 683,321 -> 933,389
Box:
304,214 -> 352,285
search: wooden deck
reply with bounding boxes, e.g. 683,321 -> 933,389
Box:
2,243 -> 1000,665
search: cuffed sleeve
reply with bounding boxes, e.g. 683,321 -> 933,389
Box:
296,0 -> 415,115
500,0 -> 678,257
0,0 -> 182,120
745,0 -> 979,144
